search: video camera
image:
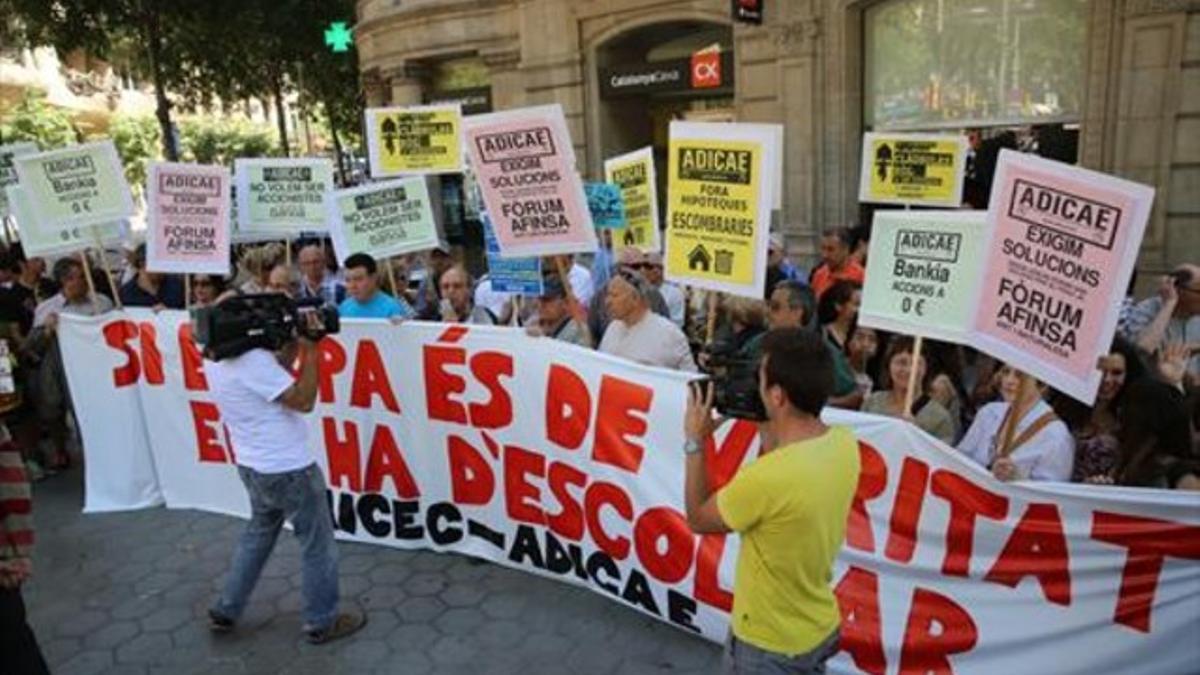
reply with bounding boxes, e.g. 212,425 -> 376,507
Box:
701,340 -> 766,422
192,294 -> 339,361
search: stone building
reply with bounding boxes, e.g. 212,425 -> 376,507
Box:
355,0 -> 1199,271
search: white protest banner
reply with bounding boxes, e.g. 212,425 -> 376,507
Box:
60,311 -> 1200,674
13,140 -> 135,231
604,146 -> 661,254
0,141 -> 39,218
365,103 -> 464,177
326,176 -> 441,264
145,162 -> 231,275
463,104 -> 598,258
234,158 -> 333,235
971,150 -> 1154,404
859,210 -> 986,342
6,185 -> 128,257
664,121 -> 778,299
858,132 -> 968,208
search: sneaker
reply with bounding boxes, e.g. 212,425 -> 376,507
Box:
304,610 -> 366,645
208,609 -> 235,633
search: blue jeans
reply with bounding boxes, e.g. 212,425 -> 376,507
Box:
722,630 -> 841,675
213,463 -> 338,630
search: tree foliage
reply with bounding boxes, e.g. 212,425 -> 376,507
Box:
0,92 -> 79,149
179,117 -> 278,167
108,114 -> 161,199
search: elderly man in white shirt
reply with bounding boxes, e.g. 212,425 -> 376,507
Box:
599,271 -> 696,372
640,251 -> 686,328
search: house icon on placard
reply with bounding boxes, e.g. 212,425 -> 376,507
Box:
688,244 -> 711,272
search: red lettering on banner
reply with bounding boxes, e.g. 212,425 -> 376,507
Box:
585,481 -> 632,560
633,507 -> 693,584
447,435 -> 495,505
834,566 -> 886,675
349,340 -> 400,414
885,457 -> 931,564
138,323 -> 164,386
178,324 -> 208,391
504,444 -> 546,525
546,461 -> 587,540
316,338 -> 347,404
363,425 -> 418,497
592,375 -> 652,474
848,442 -> 887,553
545,364 -> 590,450
899,588 -> 978,674
693,534 -> 734,612
467,351 -> 513,429
103,320 -> 141,388
984,503 -> 1071,606
930,470 -> 1009,577
424,344 -> 468,423
1091,511 -> 1200,633
191,400 -> 231,463
322,418 -> 361,492
702,419 -> 758,489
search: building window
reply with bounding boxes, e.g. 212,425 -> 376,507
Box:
864,0 -> 1088,131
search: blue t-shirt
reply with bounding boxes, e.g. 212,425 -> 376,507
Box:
338,292 -> 413,319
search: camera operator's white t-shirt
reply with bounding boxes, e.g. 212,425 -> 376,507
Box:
204,349 -> 313,474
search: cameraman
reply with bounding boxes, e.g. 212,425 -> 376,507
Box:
205,308 -> 364,644
683,328 -> 860,674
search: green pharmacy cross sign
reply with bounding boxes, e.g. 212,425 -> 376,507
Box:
324,22 -> 353,52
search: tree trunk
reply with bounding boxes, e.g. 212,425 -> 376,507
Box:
144,7 -> 178,161
326,99 -> 347,185
271,72 -> 290,157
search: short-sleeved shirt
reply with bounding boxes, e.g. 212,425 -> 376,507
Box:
338,291 -> 413,319
204,348 -> 311,474
598,312 -> 697,372
861,391 -> 957,444
810,262 -> 865,300
957,399 -> 1074,481
716,426 -> 861,655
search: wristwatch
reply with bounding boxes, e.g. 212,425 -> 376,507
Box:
684,438 -> 704,456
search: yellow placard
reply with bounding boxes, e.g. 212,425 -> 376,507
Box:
604,146 -> 660,254
665,138 -> 761,289
367,105 -> 463,176
861,133 -> 966,206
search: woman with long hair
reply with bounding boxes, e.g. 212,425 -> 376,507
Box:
862,336 -> 956,444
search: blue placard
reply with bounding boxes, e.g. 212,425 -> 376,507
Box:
584,182 -> 626,228
483,213 -> 544,295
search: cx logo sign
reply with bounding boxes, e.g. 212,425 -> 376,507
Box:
690,51 -> 721,89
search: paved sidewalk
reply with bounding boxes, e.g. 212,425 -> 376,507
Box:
24,467 -> 722,675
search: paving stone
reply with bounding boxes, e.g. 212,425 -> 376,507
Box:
360,583 -> 407,610
115,632 -> 174,664
367,562 -> 412,585
141,605 -> 194,632
429,633 -> 480,666
54,609 -> 109,637
84,620 -> 140,650
39,635 -> 83,667
439,582 -> 486,607
387,621 -> 440,648
403,571 -> 446,596
396,595 -> 446,623
57,649 -> 114,675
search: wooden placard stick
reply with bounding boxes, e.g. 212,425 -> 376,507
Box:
704,290 -> 720,346
901,335 -> 924,420
385,258 -> 399,297
79,251 -> 100,313
91,227 -> 122,310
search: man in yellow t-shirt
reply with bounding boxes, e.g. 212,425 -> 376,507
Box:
684,327 -> 861,674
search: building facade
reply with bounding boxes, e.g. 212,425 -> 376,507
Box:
355,0 -> 1200,271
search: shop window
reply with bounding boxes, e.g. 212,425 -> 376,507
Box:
864,0 -> 1088,131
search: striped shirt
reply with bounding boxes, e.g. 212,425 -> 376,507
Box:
0,426 -> 33,561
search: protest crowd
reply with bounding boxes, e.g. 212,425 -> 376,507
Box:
1,102 -> 1198,673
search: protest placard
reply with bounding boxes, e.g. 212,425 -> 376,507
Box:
858,132 -> 968,207
463,104 -> 598,258
483,212 -> 543,295
325,176 -> 441,265
584,182 -> 626,228
663,121 -> 777,299
971,150 -> 1154,404
13,140 -> 135,231
604,146 -> 660,253
0,141 -> 38,218
6,184 -> 127,257
145,162 -> 231,275
234,158 -> 333,234
860,210 -> 986,342
366,103 -> 464,176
